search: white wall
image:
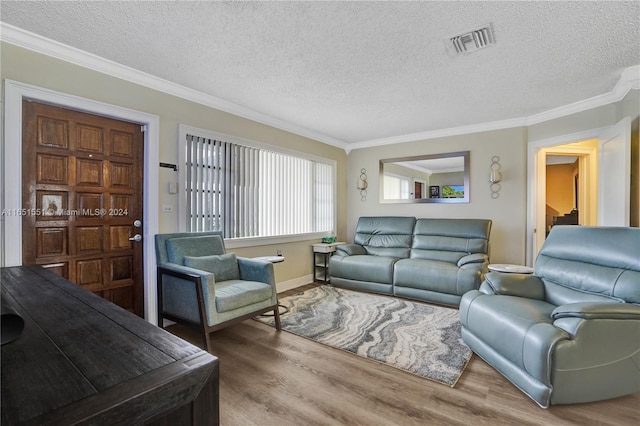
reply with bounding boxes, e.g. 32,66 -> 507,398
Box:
347,127 -> 528,264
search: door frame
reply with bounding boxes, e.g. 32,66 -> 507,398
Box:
526,127 -> 605,266
3,79 -> 160,323
597,117 -> 632,226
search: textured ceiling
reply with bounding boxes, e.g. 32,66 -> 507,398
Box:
1,1 -> 639,147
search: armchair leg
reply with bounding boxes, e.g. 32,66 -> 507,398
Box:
203,332 -> 213,353
274,305 -> 282,331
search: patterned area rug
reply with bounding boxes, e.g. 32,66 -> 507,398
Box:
256,285 -> 472,387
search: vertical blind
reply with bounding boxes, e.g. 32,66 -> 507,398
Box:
186,134 -> 335,238
383,174 -> 410,199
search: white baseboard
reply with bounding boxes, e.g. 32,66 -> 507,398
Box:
276,275 -> 314,294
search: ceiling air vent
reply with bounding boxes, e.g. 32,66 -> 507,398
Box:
449,25 -> 495,55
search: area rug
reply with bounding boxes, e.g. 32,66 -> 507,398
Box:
256,285 -> 472,387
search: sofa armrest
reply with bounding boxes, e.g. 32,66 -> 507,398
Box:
237,257 -> 276,287
457,253 -> 487,267
481,272 -> 545,299
552,302 -> 640,320
335,244 -> 366,256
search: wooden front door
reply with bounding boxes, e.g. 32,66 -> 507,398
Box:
22,101 -> 144,317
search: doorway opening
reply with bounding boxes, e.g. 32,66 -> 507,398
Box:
527,118 -> 632,265
531,140 -> 598,263
543,141 -> 599,232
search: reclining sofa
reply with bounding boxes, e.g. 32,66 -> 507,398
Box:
329,216 -> 492,307
460,226 -> 640,407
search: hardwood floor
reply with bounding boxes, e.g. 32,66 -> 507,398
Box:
167,285 -> 640,425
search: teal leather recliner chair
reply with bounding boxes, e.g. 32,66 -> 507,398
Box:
155,232 -> 281,352
460,226 -> 640,407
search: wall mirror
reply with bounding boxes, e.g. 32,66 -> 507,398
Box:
379,151 -> 470,203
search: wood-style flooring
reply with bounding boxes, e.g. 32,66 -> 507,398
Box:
167,285 -> 640,425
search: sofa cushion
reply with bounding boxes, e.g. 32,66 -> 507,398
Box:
353,216 -> 416,258
394,258 -> 483,296
330,255 -> 397,284
166,235 -> 226,264
184,253 -> 240,282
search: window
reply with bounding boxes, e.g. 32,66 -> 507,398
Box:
383,174 -> 410,199
183,128 -> 335,240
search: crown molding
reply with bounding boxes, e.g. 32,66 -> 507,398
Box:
350,64 -> 639,151
525,64 -> 640,126
2,23 -> 638,153
348,116 -> 528,151
621,64 -> 640,90
0,23 -> 348,150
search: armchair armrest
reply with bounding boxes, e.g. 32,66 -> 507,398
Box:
335,244 -> 366,256
237,257 -> 275,286
553,302 -> 640,339
481,272 -> 545,299
158,262 -> 213,281
552,302 -> 640,320
522,322 -> 570,384
457,253 -> 487,267
156,263 -> 216,326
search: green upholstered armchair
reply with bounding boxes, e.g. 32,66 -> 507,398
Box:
460,226 -> 640,408
155,232 -> 281,352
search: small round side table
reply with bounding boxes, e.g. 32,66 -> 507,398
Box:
488,264 -> 534,274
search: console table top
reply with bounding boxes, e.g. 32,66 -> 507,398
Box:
1,265 -> 219,426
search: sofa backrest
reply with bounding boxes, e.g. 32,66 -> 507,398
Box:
536,226 -> 640,306
410,219 -> 492,263
354,216 -> 416,258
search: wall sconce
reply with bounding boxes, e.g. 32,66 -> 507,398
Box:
358,168 -> 368,201
489,156 -> 502,199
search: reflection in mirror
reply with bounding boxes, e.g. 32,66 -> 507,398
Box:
380,151 -> 470,203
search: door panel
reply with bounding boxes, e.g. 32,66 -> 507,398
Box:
22,101 -> 144,317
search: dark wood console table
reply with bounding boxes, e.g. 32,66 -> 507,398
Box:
1,265 -> 219,425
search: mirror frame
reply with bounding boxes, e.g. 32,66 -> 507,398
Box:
379,151 -> 470,203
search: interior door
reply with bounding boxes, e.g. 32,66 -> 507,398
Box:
598,117 -> 631,226
22,101 -> 145,317
414,181 -> 423,199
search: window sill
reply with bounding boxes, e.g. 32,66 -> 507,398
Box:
224,232 -> 329,249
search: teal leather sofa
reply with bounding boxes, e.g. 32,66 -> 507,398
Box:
460,226 -> 640,407
329,216 -> 492,307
